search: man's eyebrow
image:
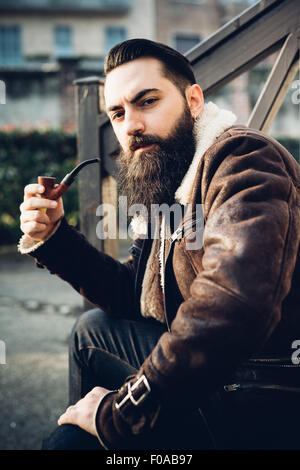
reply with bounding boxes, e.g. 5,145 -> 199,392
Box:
107,88 -> 160,113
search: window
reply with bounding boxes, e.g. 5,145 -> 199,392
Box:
174,33 -> 202,54
0,25 -> 22,66
172,0 -> 204,4
54,25 -> 73,58
105,26 -> 127,53
219,0 -> 258,4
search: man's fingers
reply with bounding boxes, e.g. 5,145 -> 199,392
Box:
20,183 -> 64,241
24,184 -> 45,199
20,209 -> 49,234
20,210 -> 50,225
56,391 -> 108,436
20,220 -> 47,234
20,197 -> 57,212
57,413 -> 67,425
58,405 -> 77,426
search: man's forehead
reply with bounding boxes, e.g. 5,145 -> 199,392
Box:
104,57 -> 166,107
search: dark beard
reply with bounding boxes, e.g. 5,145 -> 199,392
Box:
117,103 -> 195,217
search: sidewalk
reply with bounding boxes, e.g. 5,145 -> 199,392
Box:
0,243 -> 130,450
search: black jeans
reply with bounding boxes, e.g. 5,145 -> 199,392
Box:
42,309 -> 214,450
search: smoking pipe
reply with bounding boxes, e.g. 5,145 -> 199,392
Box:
38,157 -> 100,200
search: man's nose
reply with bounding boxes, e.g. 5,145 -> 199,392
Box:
125,111 -> 145,136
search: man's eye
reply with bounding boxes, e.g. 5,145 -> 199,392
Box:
112,111 -> 124,121
142,98 -> 157,106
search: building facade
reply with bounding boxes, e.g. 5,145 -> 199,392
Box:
0,0 -> 156,130
0,0 -> 298,138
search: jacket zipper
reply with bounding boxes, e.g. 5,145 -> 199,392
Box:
163,224 -> 183,331
224,383 -> 300,393
163,216 -> 203,330
134,237 -> 149,317
244,358 -> 299,368
224,358 -> 300,392
168,216 -> 203,244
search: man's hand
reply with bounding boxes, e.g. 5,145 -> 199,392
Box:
20,183 -> 64,241
57,387 -> 111,437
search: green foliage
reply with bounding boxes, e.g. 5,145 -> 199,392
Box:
0,130 -> 78,245
0,130 -> 298,246
277,137 -> 299,164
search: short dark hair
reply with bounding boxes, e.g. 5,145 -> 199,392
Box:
104,38 -> 196,95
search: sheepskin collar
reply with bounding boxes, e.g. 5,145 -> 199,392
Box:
130,101 -> 237,238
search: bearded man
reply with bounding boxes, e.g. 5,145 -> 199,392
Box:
18,39 -> 300,450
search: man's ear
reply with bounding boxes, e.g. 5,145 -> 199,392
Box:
185,84 -> 204,119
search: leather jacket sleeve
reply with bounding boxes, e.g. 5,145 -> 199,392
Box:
27,217 -> 138,319
95,131 -> 300,447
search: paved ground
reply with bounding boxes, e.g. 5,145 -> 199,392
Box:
0,243 -> 130,450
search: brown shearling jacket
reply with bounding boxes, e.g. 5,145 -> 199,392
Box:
24,125 -> 300,448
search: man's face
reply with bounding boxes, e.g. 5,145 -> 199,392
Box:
104,57 -> 196,213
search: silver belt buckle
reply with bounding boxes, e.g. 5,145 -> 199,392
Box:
115,374 -> 151,410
